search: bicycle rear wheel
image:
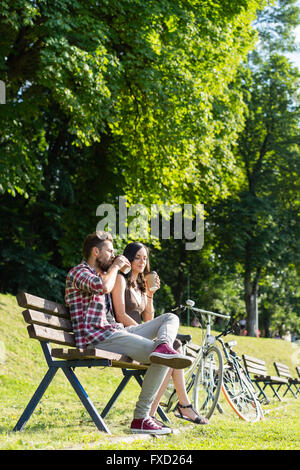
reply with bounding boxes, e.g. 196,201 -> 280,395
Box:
222,364 -> 263,422
193,345 -> 223,420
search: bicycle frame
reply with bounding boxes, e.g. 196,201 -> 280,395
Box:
218,337 -> 247,392
216,336 -> 264,421
217,335 -> 259,398
188,305 -> 230,344
163,300 -> 263,422
163,302 -> 230,412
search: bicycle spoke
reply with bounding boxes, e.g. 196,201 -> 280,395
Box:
222,366 -> 262,422
193,346 -> 223,419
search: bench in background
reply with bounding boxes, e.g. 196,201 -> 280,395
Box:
273,361 -> 300,398
242,354 -> 289,402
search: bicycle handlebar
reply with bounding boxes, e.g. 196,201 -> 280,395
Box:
172,301 -> 241,340
187,305 -> 230,320
185,300 -> 230,320
172,301 -> 230,320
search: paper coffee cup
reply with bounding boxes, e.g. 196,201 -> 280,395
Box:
115,255 -> 131,274
145,271 -> 158,291
122,266 -> 131,274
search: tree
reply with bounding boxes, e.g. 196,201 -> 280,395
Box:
259,266 -> 300,337
0,0 -> 264,202
0,1 -> 266,298
210,0 -> 300,336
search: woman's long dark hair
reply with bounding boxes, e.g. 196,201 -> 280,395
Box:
122,242 -> 150,292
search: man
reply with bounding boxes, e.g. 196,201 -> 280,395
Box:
65,231 -> 192,434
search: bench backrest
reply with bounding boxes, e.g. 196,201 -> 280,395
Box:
274,361 -> 293,380
17,292 -> 76,348
242,354 -> 268,377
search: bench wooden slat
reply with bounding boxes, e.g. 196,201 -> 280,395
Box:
274,361 -> 300,382
17,292 -> 69,319
51,347 -> 123,361
187,342 -> 201,353
51,348 -> 148,370
110,360 -> 148,370
246,365 -> 268,376
275,368 -> 292,379
243,355 -> 267,376
242,354 -> 268,375
266,375 -> 289,384
275,362 -> 290,370
243,354 -> 266,366
243,354 -> 288,384
27,323 -> 149,370
23,309 -> 73,332
185,347 -> 198,359
27,324 -> 75,347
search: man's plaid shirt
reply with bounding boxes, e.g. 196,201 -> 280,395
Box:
65,261 -> 124,348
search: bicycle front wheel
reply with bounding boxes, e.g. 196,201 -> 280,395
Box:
193,345 -> 223,420
222,364 -> 262,422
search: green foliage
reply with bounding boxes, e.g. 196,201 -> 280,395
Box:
0,192 -> 68,301
0,0 -> 264,201
207,0 -> 300,335
253,0 -> 300,54
1,0 -> 299,340
259,265 -> 300,336
0,245 -> 66,303
0,0 -> 266,299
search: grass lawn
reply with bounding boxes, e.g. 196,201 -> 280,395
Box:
0,293 -> 299,450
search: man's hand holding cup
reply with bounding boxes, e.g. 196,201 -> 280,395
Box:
114,255 -> 131,274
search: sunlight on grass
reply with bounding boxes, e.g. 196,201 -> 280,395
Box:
0,293 -> 299,450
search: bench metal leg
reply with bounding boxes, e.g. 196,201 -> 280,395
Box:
266,383 -> 282,401
101,369 -> 170,424
101,369 -> 147,420
289,384 -> 297,398
13,367 -> 58,431
282,383 -> 297,398
63,366 -> 111,434
254,381 -> 270,403
101,373 -> 132,419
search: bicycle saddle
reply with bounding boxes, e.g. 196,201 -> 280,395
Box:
176,333 -> 192,344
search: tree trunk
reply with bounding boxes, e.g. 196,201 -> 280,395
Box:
173,241 -> 186,307
244,268 -> 261,337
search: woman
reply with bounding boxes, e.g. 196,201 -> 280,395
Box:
112,242 -> 208,425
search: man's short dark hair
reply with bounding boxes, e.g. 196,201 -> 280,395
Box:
82,232 -> 113,260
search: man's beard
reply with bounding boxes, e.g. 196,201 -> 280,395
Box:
95,256 -> 113,272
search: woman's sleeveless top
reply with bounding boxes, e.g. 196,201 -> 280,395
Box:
124,285 -> 146,324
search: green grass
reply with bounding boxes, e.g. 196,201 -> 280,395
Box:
0,292 -> 299,450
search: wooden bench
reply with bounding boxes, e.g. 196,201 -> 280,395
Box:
242,354 -> 289,402
13,292 -> 170,434
273,361 -> 300,398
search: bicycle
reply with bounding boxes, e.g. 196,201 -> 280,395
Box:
162,300 -> 263,422
162,300 -> 230,420
216,331 -> 264,422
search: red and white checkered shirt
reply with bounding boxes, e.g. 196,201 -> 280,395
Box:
65,261 -> 124,348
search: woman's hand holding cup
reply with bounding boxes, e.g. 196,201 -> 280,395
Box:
145,271 -> 160,295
